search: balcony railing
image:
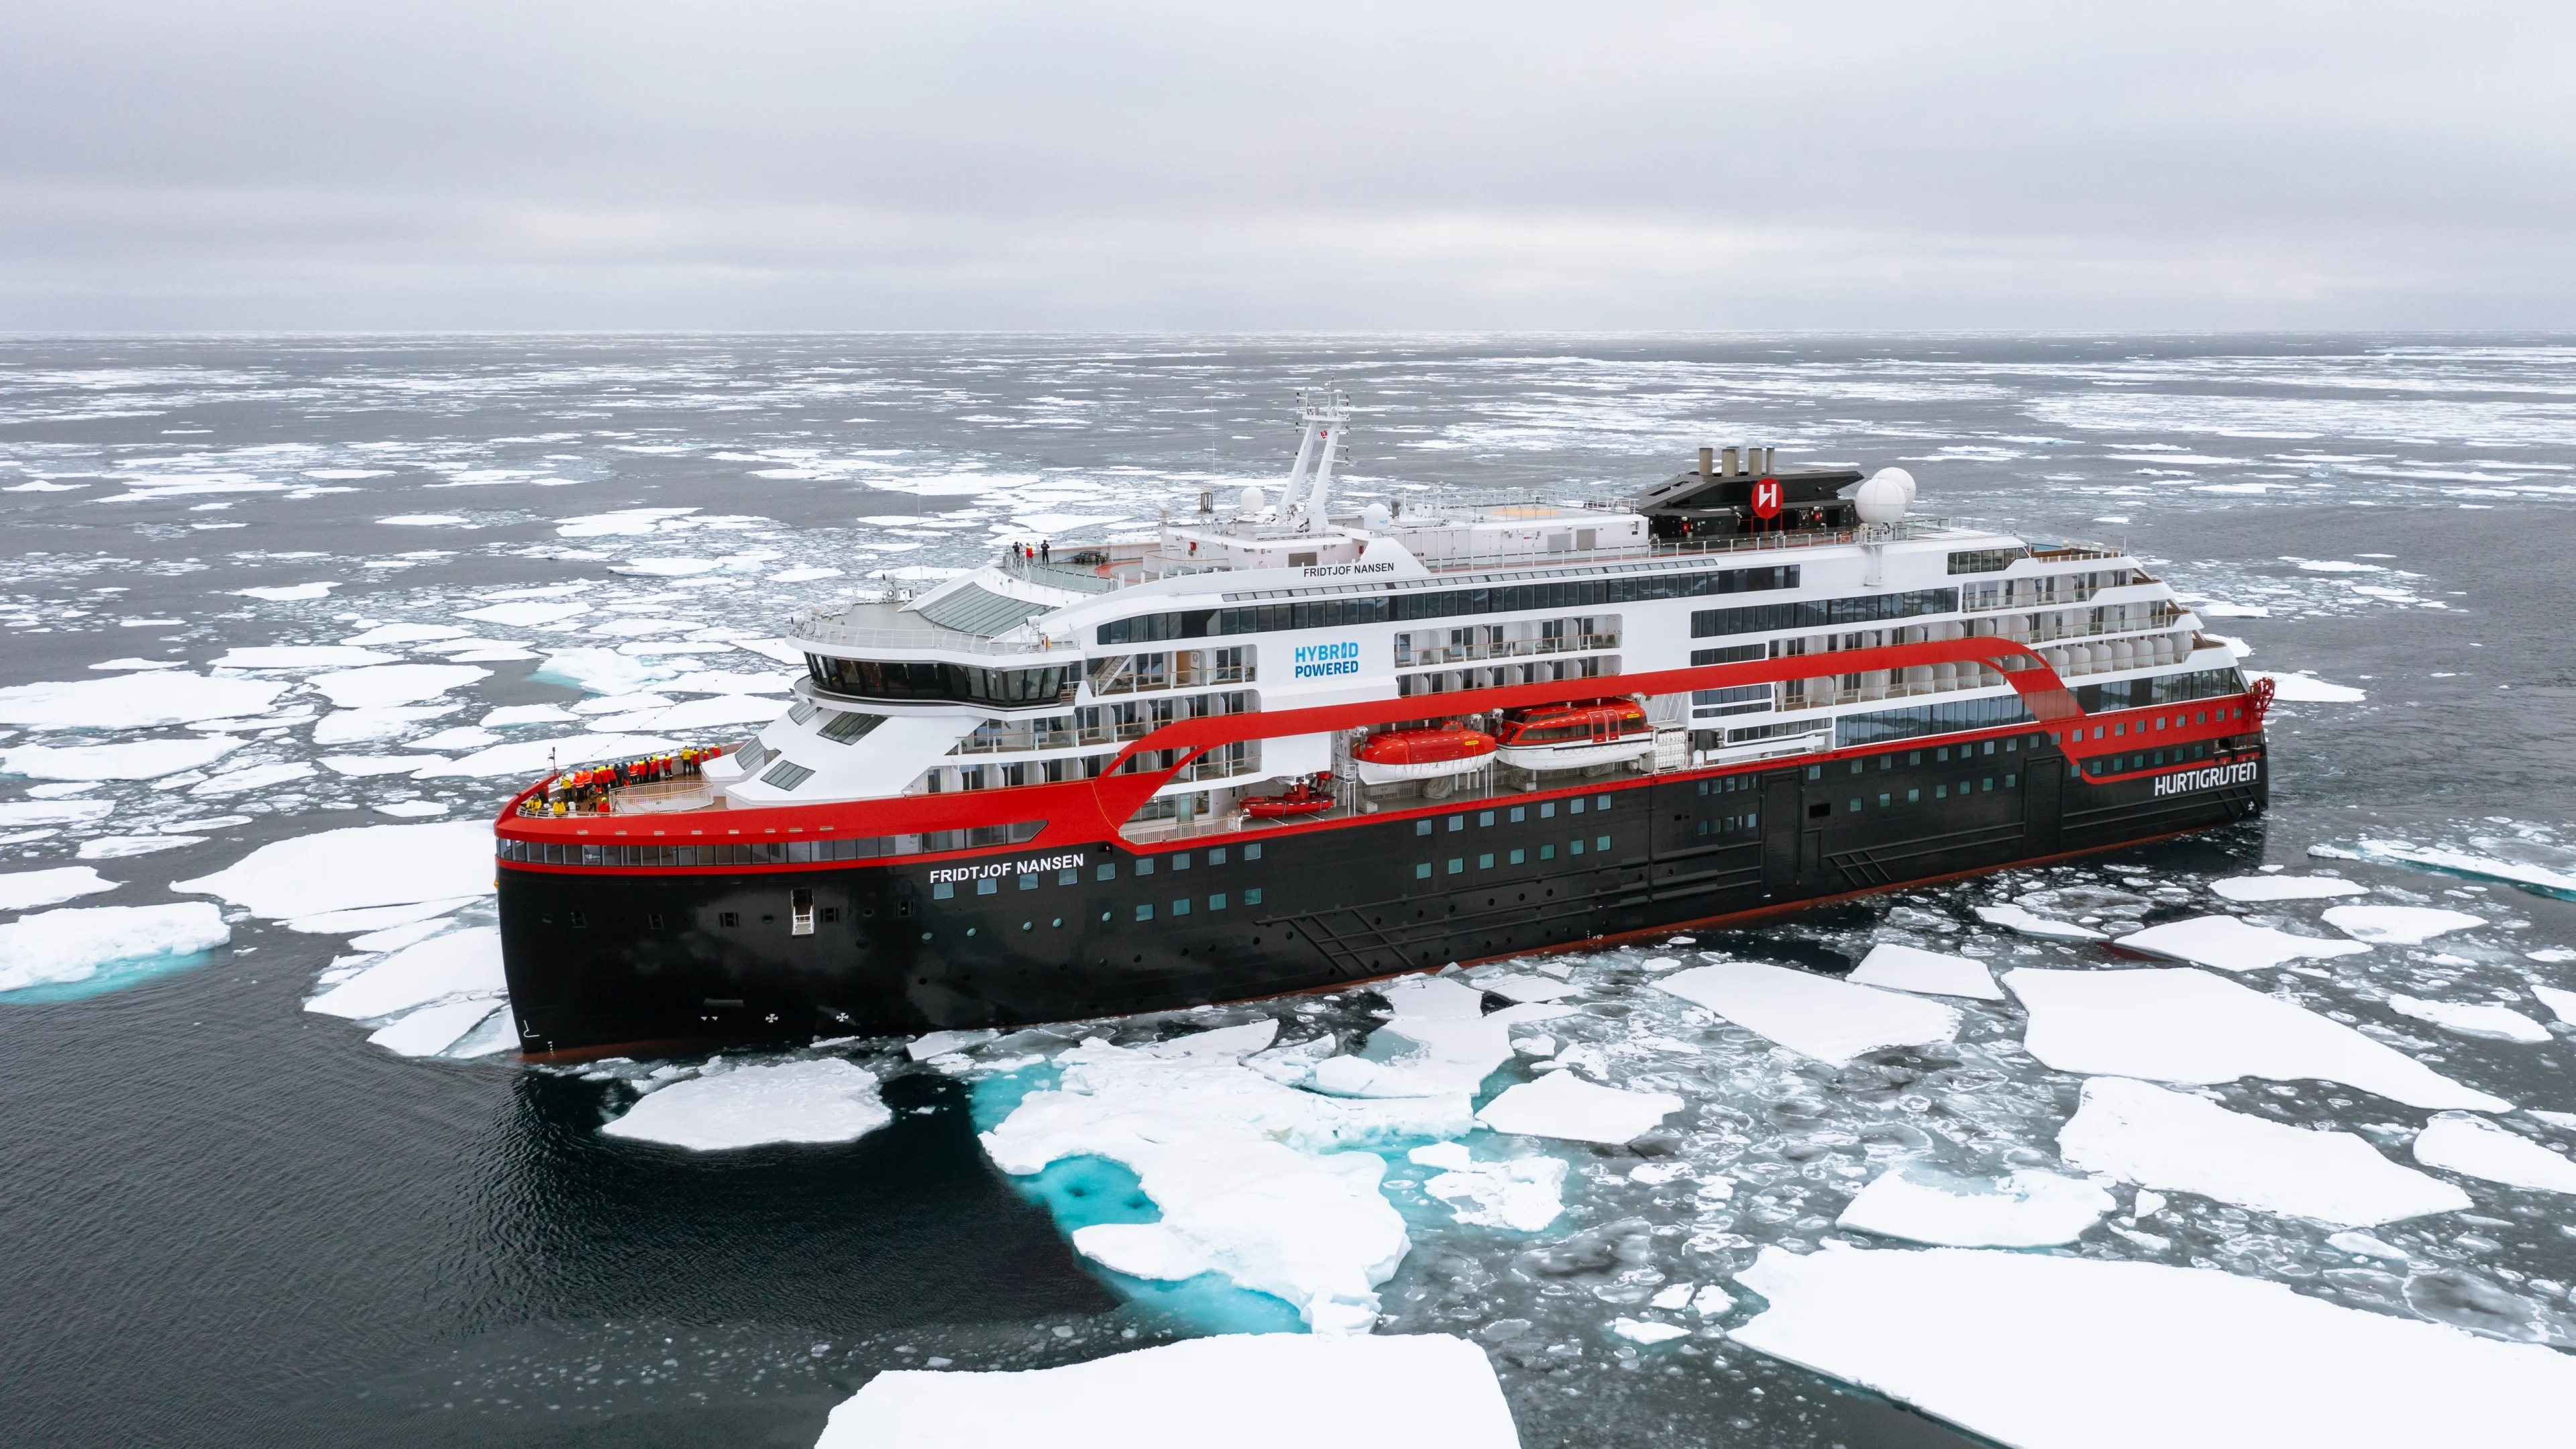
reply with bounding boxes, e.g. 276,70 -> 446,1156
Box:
1393,633 -> 1619,667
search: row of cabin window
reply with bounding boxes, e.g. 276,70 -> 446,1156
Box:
1096,565 -> 1801,644
500,821 -> 1042,867
904,891 -> 1274,939
2080,743 -> 2220,777
2058,705 -> 2247,744
1839,775 -> 2019,812
1809,735 -> 2037,780
1416,836 -> 1614,876
1411,794 -> 1615,835
930,843 -> 1265,898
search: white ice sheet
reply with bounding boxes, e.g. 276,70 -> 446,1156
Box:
2208,875 -> 2369,902
1657,961 -> 1960,1063
0,902 -> 229,994
814,1332 -> 1517,1449
1847,943 -> 2004,1001
2322,905 -> 2485,945
1,737 -> 243,780
2117,915 -> 2371,972
177,820 -> 494,920
1474,1069 -> 1682,1145
303,927 -> 504,1019
600,1059 -> 892,1150
1729,1246 -> 2576,1449
2388,996 -> 2551,1043
2057,1077 -> 2469,1226
0,865 -> 119,912
0,672 -> 285,729
1836,1166 -> 2112,1246
2413,1114 -> 2576,1193
2004,967 -> 2510,1111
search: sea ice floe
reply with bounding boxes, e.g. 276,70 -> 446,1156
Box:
1610,1318 -> 1690,1345
457,600 -> 590,627
373,800 -> 448,818
1727,1245 -> 2576,1449
0,799 -> 115,828
2056,1077 -> 2469,1226
1,737 -> 244,781
2004,967 -> 2511,1111
366,998 -> 504,1057
2116,914 -> 2371,972
0,672 -> 285,729
478,704 -> 574,727
814,1332 -> 1518,1449
1466,971 -> 1579,1004
2327,1230 -> 2410,1261
209,645 -> 398,669
309,663 -> 492,709
77,835 -> 204,859
1972,902 -> 2104,941
1407,1141 -> 1568,1232
2324,840 -> 2576,900
2387,996 -> 2551,1044
2209,874 -> 2370,902
189,761 -> 315,796
2534,985 -> 2576,1024
303,926 -> 504,1020
231,583 -> 337,601
1474,1069 -> 1683,1145
0,902 -> 230,996
1378,974 -> 1486,1018
311,706 -> 460,745
907,1028 -> 1000,1061
341,623 -> 472,646
1835,1165 -> 2112,1246
1656,961 -> 1960,1064
176,820 -> 495,919
318,753 -> 447,776
1847,943 -> 2004,1001
280,895 -> 480,934
0,865 -> 119,911
2251,670 -> 2367,702
415,732 -> 678,779
600,1059 -> 892,1150
2413,1113 -> 2576,1194
2323,904 -> 2485,945
982,1021 -> 1464,1333
1463,969 -> 1576,1005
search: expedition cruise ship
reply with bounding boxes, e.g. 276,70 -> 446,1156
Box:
493,390 -> 2270,1054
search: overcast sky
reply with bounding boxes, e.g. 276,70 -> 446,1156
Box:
4,1 -> 2571,331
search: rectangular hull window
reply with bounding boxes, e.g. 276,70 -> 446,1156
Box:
791,888 -> 816,937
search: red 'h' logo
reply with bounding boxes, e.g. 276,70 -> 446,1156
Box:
1752,478 -> 1782,519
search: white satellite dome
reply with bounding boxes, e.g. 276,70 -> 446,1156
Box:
1238,484 -> 1267,516
1358,500 -> 1393,529
1853,469 -> 1911,525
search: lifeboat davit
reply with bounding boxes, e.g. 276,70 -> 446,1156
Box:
1243,773 -> 1336,818
1354,721 -> 1497,786
1495,698 -> 1655,771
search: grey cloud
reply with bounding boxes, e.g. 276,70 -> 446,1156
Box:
2,1 -> 2571,329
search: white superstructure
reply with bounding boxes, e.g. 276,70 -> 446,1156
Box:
705,396 -> 2239,843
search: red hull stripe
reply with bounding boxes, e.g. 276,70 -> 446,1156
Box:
496,636 -> 2251,871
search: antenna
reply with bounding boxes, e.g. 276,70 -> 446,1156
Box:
1278,383 -> 1352,532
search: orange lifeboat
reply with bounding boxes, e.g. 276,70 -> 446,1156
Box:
1243,773 -> 1336,818
1354,720 -> 1498,787
1495,698 -> 1654,771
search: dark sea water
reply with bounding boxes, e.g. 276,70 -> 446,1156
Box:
3,334 -> 2574,1448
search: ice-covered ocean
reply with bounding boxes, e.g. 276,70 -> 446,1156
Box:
4,334 -> 2575,1448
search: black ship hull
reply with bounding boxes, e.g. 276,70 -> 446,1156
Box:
497,731 -> 2266,1055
